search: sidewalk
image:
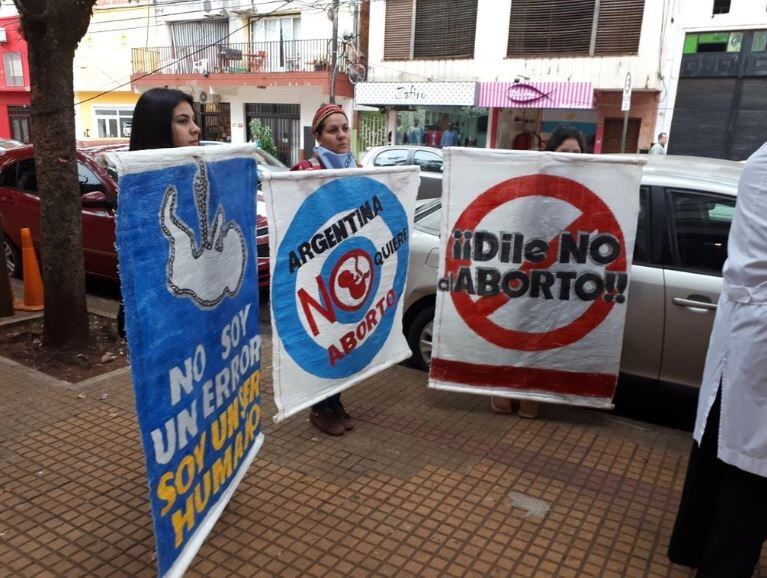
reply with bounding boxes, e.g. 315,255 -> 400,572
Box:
0,299 -> 764,577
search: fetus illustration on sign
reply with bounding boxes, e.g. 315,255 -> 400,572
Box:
160,159 -> 246,308
331,250 -> 374,311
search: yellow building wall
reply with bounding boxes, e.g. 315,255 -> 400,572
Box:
75,91 -> 139,139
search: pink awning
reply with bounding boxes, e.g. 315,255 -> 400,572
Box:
477,81 -> 594,109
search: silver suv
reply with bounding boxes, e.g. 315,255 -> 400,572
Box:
402,155 -> 742,390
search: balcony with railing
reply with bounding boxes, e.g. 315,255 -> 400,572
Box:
131,39 -> 333,78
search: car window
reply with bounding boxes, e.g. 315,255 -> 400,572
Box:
633,186 -> 651,264
413,150 -> 443,173
78,162 -> 104,194
16,159 -> 37,193
373,149 -> 409,167
667,189 -> 735,275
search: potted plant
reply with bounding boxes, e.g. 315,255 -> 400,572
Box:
313,56 -> 329,71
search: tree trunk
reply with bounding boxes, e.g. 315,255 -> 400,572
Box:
15,0 -> 96,348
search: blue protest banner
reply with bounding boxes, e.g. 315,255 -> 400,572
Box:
111,145 -> 263,577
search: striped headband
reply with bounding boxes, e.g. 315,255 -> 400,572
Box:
312,104 -> 346,133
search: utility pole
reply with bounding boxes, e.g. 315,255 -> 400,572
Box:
329,0 -> 340,104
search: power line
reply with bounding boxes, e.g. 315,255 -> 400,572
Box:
85,0 -> 346,31
27,0 -> 297,115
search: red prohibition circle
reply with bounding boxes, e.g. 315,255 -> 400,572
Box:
446,174 -> 627,351
329,249 -> 375,312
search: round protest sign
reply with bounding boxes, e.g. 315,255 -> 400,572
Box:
443,174 -> 628,351
273,176 -> 409,378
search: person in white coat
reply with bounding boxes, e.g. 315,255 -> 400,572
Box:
668,141 -> 767,578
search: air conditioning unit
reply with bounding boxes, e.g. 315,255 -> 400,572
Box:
202,0 -> 227,17
156,0 -> 227,19
0,28 -> 7,43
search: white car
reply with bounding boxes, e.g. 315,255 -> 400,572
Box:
360,145 -> 443,199
402,155 -> 742,393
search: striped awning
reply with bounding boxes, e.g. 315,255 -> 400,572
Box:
477,81 -> 594,109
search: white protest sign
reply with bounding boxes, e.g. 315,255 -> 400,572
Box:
429,148 -> 644,408
262,167 -> 419,420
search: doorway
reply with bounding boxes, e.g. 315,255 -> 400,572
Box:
245,103 -> 300,166
198,102 -> 231,142
602,117 -> 641,153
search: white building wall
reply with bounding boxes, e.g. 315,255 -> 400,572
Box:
367,0 -> 667,90
222,84 -> 351,145
655,0 -> 767,137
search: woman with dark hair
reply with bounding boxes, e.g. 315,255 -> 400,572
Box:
117,88 -> 201,336
544,124 -> 586,154
291,103 -> 356,436
490,123 -> 586,420
129,88 -> 200,151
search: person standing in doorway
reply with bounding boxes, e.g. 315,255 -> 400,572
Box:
291,104 -> 357,436
650,132 -> 668,155
668,142 -> 767,578
117,88 -> 201,337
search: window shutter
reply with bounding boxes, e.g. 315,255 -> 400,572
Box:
384,0 -> 414,60
595,0 -> 645,55
413,0 -> 478,59
507,0 -> 595,56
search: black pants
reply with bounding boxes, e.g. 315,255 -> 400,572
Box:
668,388 -> 767,577
312,393 -> 341,412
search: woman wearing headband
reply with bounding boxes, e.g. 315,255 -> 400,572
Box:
292,103 -> 356,171
291,103 -> 356,436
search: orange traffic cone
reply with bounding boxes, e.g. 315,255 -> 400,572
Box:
13,227 -> 44,311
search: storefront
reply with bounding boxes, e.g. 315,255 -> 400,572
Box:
354,82 -> 486,149
478,81 -> 597,151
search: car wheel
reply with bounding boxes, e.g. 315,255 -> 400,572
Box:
406,305 -> 434,371
3,237 -> 21,279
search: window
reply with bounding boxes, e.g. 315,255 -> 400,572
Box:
94,108 -> 133,138
251,15 -> 300,42
633,186 -> 651,264
507,0 -> 645,57
683,31 -> 742,54
3,52 -> 23,86
713,0 -> 731,15
384,0 -> 478,60
413,150 -> 442,173
413,0 -> 477,59
8,105 -> 30,143
373,149 -> 409,166
668,190 -> 735,275
15,159 -> 37,193
77,163 -> 104,194
752,31 -> 767,52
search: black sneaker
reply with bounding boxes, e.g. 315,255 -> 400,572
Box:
334,403 -> 354,431
310,407 -> 345,436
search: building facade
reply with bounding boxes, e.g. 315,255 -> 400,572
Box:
129,0 -> 359,165
658,0 -> 767,160
358,0 -> 666,154
73,0 -> 157,142
0,16 -> 31,143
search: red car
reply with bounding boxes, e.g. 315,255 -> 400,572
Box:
0,145 -> 270,288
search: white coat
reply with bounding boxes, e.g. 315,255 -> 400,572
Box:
694,141 -> 767,478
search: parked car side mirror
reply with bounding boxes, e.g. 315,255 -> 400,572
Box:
81,191 -> 114,210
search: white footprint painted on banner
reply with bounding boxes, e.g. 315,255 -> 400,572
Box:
160,159 -> 246,308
